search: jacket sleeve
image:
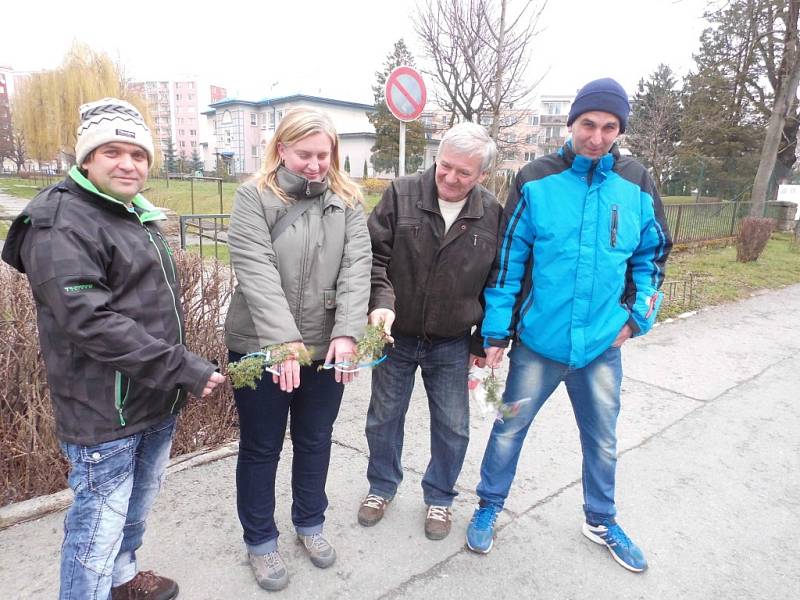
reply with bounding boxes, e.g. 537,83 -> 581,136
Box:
227,184 -> 302,346
623,183 -> 673,336
367,183 -> 398,312
331,203 -> 372,340
22,226 -> 215,398
481,172 -> 535,348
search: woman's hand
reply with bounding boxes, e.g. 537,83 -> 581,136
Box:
325,336 -> 358,384
272,341 -> 307,393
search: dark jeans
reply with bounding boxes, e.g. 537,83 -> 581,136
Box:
231,352 -> 344,554
365,333 -> 470,506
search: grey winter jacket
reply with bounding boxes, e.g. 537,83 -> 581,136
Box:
1,167 -> 216,445
224,168 -> 372,360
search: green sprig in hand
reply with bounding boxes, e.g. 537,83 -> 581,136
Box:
228,344 -> 312,390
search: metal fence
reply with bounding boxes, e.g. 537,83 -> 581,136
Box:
179,214 -> 231,262
665,201 -> 785,244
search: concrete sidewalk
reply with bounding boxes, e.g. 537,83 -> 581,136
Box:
1,286 -> 799,599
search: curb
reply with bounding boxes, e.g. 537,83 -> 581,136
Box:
0,441 -> 239,531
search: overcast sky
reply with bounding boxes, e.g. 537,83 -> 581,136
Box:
2,0 -> 711,105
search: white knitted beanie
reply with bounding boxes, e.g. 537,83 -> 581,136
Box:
75,98 -> 154,166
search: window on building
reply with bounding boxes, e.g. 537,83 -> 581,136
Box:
250,113 -> 257,126
189,129 -> 196,136
440,115 -> 448,125
507,133 -> 516,143
188,94 -> 193,101
269,112 -> 276,128
222,111 -> 232,125
277,110 -> 283,122
176,94 -> 181,101
188,82 -> 194,89
502,150 -> 516,161
524,151 -> 536,161
480,115 -> 492,126
179,141 -> 186,147
251,145 -> 259,157
544,125 -> 560,139
179,129 -> 185,135
527,114 -> 539,126
525,134 -> 535,144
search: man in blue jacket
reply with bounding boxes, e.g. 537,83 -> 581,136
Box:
465,78 -> 672,572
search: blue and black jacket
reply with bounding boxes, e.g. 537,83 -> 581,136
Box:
482,141 -> 672,368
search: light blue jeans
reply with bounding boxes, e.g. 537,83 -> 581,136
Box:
476,343 -> 622,524
59,415 -> 176,600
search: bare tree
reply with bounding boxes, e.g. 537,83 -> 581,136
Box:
414,0 -> 547,187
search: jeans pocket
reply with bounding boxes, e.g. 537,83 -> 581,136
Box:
80,437 -> 136,496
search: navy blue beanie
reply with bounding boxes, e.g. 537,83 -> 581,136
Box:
567,78 -> 630,133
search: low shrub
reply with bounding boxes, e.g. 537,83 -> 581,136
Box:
361,177 -> 389,195
736,217 -> 774,262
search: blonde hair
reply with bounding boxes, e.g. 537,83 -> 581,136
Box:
255,107 -> 362,207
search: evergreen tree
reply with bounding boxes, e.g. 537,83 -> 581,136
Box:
627,64 -> 682,193
191,148 -> 204,174
178,150 -> 187,174
163,138 -> 177,174
363,159 -> 369,179
369,39 -> 426,176
344,155 -> 351,174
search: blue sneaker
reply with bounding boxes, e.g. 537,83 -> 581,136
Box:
582,520 -> 648,572
466,504 -> 500,554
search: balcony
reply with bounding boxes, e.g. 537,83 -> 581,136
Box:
540,114 -> 567,126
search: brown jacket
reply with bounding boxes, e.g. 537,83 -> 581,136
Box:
368,165 -> 501,354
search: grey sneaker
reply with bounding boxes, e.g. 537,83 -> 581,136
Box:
248,551 -> 289,591
424,505 -> 452,540
297,533 -> 337,568
358,494 -> 390,527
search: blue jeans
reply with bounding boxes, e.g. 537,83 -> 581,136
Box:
477,343 -> 622,524
59,415 -> 176,600
365,333 -> 470,506
232,353 -> 343,555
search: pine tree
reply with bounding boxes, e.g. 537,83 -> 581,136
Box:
627,64 -> 682,193
163,138 -> 177,174
191,148 -> 204,174
344,155 -> 351,174
363,159 -> 369,179
369,39 -> 426,176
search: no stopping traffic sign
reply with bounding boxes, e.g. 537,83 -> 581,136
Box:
385,66 -> 427,122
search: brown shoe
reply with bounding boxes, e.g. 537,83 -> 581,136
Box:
424,505 -> 452,540
111,570 -> 179,600
358,494 -> 390,526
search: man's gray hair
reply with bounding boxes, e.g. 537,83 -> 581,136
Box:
439,122 -> 497,172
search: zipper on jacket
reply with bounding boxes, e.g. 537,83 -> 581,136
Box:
155,230 -> 177,283
114,371 -> 130,427
610,205 -> 618,248
473,233 -> 478,246
414,225 -> 419,238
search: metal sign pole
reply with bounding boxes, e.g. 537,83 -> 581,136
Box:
399,121 -> 406,177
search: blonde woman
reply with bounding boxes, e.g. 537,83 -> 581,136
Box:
225,107 -> 371,591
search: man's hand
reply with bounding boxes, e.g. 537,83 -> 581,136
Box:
325,336 -> 358,384
369,308 -> 395,344
201,371 -> 226,397
272,341 -> 307,393
612,324 -> 634,348
469,354 -> 486,368
484,346 -> 506,368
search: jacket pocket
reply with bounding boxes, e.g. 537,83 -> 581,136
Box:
114,371 -> 131,427
322,288 -> 337,336
610,204 -> 619,248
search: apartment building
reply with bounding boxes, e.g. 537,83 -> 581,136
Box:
129,79 -> 227,166
420,93 -> 576,173
202,94 -> 383,176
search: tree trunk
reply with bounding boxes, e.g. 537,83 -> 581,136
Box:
751,1 -> 800,215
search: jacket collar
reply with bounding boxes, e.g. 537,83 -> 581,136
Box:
276,166 -> 328,200
560,140 -> 619,176
420,164 -> 486,219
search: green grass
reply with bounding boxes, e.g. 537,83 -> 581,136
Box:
0,221 -> 9,240
662,195 -> 720,205
0,178 -> 48,200
185,243 -> 231,263
660,233 -> 800,319
1,176 -> 382,215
